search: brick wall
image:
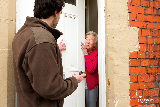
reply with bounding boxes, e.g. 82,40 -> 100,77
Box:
128,0 -> 160,106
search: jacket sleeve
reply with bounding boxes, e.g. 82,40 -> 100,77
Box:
84,53 -> 98,73
26,43 -> 78,100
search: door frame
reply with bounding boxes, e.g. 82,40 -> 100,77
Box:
97,0 -> 106,107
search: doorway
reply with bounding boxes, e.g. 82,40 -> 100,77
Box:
85,0 -> 99,106
85,0 -> 106,107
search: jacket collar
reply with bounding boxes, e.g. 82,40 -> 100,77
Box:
24,16 -> 63,40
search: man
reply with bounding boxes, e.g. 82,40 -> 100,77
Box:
12,0 -> 85,107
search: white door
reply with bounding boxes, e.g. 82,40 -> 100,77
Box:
16,0 -> 85,107
56,0 -> 85,107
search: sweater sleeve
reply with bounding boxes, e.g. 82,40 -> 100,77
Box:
84,51 -> 98,73
27,43 -> 78,100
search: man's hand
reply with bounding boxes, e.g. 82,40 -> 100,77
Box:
81,42 -> 88,55
72,73 -> 86,83
58,39 -> 66,51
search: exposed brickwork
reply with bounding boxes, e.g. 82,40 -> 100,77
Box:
128,0 -> 160,106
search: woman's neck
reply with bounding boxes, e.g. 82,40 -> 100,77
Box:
87,47 -> 95,53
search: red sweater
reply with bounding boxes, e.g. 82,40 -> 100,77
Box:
84,48 -> 99,90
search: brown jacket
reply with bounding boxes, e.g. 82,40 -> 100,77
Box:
12,17 -> 78,107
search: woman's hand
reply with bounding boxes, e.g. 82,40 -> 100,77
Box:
58,39 -> 66,51
81,42 -> 88,55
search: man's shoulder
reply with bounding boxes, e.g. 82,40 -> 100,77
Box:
31,27 -> 55,44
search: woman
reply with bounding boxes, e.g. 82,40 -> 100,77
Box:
81,31 -> 99,107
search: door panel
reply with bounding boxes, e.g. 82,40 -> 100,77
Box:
56,0 -> 85,107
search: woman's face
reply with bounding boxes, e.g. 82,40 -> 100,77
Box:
85,35 -> 96,51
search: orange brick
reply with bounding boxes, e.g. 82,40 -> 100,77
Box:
139,36 -> 147,43
143,89 -> 151,97
147,22 -> 154,29
128,0 -> 131,6
129,13 -> 137,21
141,59 -> 150,66
151,30 -> 159,37
129,67 -> 136,74
156,74 -> 160,81
148,37 -> 154,44
138,21 -> 147,28
149,97 -> 157,104
138,98 -> 150,105
138,74 -> 149,81
132,0 -> 140,6
153,45 -> 160,51
157,68 -> 160,73
147,67 -> 157,74
153,8 -> 159,15
155,1 -> 160,8
129,21 -> 138,27
129,59 -> 141,66
137,7 -> 145,14
147,67 -> 152,73
139,44 -> 146,51
155,52 -> 160,58
130,98 -> 140,106
153,16 -> 160,22
136,67 -> 146,74
130,83 -> 139,90
149,59 -> 158,66
150,89 -> 159,97
141,0 -> 149,7
154,97 -> 160,104
142,29 -> 150,36
128,6 -> 137,13
149,44 -> 154,51
158,59 -> 160,66
138,29 -> 142,36
146,44 -> 154,51
145,15 -> 154,22
147,82 -> 154,88
130,90 -> 142,98
155,23 -> 160,29
149,52 -> 154,58
138,74 -> 155,82
139,82 -> 148,89
144,8 -> 153,14
137,14 -> 145,21
152,67 -> 158,73
149,74 -> 156,81
154,37 -> 160,44
138,52 -> 146,58
150,1 -> 154,7
130,75 -> 138,82
129,51 -> 138,58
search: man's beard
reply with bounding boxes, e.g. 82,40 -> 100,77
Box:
50,17 -> 58,29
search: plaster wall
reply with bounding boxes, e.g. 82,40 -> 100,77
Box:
105,0 -> 139,106
0,0 -> 16,107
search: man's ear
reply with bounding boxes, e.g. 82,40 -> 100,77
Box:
54,10 -> 58,17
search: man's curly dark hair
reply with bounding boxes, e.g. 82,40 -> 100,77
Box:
34,0 -> 65,19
